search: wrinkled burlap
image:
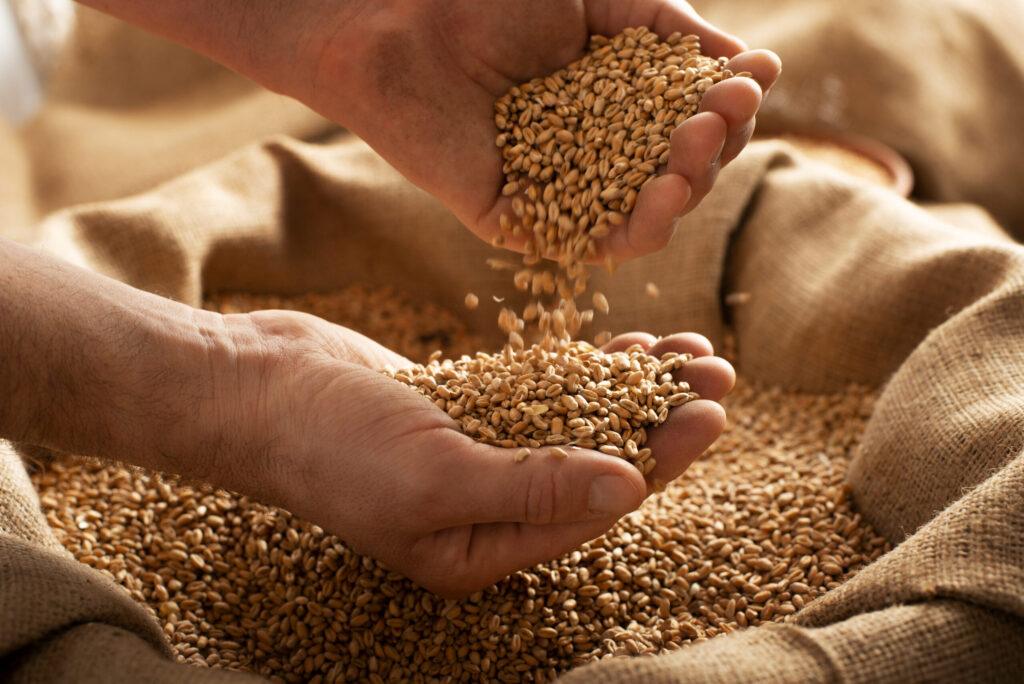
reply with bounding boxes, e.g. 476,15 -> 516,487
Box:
2,2 -> 1023,682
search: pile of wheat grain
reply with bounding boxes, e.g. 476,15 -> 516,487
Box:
389,341 -> 697,473
32,288 -> 888,683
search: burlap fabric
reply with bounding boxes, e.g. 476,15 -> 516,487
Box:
2,2 -> 1022,682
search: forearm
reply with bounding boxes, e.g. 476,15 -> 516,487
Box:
74,0 -> 372,100
0,239 -> 248,481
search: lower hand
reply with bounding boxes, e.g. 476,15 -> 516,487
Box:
220,310 -> 734,597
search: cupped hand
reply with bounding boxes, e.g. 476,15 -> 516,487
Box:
233,310 -> 733,597
600,331 -> 735,485
306,0 -> 780,261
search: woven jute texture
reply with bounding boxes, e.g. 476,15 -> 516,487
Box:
2,1 -> 1023,682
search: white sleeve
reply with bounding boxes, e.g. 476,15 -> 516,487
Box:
0,0 -> 74,125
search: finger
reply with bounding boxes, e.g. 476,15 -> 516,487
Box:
602,332 -> 659,353
586,0 -> 747,59
474,195 -> 531,255
727,49 -> 783,95
444,442 -> 646,527
650,1 -> 748,58
612,173 -> 692,258
467,516 -> 621,585
646,333 -> 735,401
646,332 -> 714,358
666,112 -> 728,215
644,398 -> 726,485
415,515 -> 621,598
697,76 -> 763,168
674,356 -> 736,402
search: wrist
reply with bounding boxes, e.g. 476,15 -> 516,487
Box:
0,239 -> 288,497
88,302 -> 276,496
98,304 -> 250,480
177,310 -> 327,505
295,0 -> 416,126
229,0 -> 381,109
154,309 -> 289,498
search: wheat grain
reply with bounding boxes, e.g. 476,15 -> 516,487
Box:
33,376 -> 886,682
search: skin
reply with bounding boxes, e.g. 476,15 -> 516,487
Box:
4,0 -> 777,596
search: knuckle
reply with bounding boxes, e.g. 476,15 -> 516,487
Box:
426,567 -> 486,599
403,544 -> 468,599
425,577 -> 477,600
415,569 -> 469,599
652,228 -> 673,252
416,560 -> 486,600
398,469 -> 446,526
522,468 -> 562,525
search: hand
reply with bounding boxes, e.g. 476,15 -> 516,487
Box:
75,0 -> 779,259
303,0 -> 781,260
227,310 -> 734,597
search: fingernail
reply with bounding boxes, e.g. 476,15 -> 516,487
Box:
588,476 -> 639,516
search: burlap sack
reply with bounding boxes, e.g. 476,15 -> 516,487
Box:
2,1 -> 1022,682
18,7 -> 332,216
692,0 -> 1024,234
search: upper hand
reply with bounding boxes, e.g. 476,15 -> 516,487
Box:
301,0 -> 781,261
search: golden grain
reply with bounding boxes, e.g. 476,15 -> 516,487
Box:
493,27 -> 748,347
725,292 -> 751,306
388,340 -> 694,472
33,361 -> 888,682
